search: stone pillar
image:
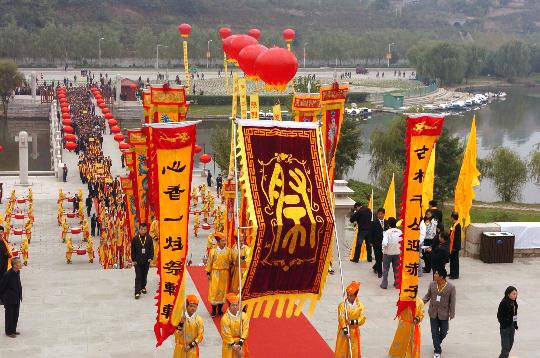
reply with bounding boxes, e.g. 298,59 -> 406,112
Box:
30,72 -> 36,102
15,131 -> 32,185
30,131 -> 39,160
333,180 -> 356,250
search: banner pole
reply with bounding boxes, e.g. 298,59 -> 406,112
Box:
316,117 -> 353,358
232,120 -> 244,336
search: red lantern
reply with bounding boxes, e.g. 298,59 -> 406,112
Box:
254,47 -> 298,91
60,103 -> 69,109
62,119 -> 72,126
113,134 -> 125,142
65,141 -> 77,151
119,142 -> 131,151
110,126 -> 121,134
222,34 -> 239,58
63,126 -> 74,134
61,107 -> 69,113
282,28 -> 295,42
199,153 -> 212,164
99,103 -> 106,109
102,107 -> 110,114
178,23 -> 192,38
105,113 -> 113,120
229,35 -> 258,63
108,119 -> 118,126
58,93 -> 66,99
247,28 -> 261,40
64,133 -> 76,142
219,27 -> 232,40
193,144 -> 202,153
62,113 -> 71,120
129,83 -> 136,90
0,145 -> 3,153
238,44 -> 268,79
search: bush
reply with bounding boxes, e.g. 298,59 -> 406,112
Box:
483,148 -> 528,202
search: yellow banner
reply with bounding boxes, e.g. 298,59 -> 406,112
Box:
397,115 -> 444,318
128,130 -> 149,224
292,93 -> 321,122
239,77 -> 248,119
249,93 -> 259,120
151,123 -> 196,346
232,73 -> 238,118
120,176 -> 137,240
272,104 -> 282,121
143,90 -> 154,124
183,40 -> 190,90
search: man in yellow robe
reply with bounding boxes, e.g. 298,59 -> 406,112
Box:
61,218 -> 69,243
206,232 -> 231,316
335,281 -> 366,358
57,204 -> 64,226
388,297 -> 425,358
87,236 -> 95,263
221,293 -> 249,358
229,235 -> 251,294
193,213 -> 200,238
21,236 -> 29,266
66,236 -> 73,264
24,218 -> 32,244
174,294 -> 204,358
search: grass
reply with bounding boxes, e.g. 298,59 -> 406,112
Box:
188,105 -> 230,117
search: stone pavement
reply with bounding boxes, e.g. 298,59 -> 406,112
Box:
1,120 -> 538,357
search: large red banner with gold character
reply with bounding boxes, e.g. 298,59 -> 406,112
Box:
237,120 -> 334,319
397,115 -> 444,318
150,122 -> 196,347
127,129 -> 149,225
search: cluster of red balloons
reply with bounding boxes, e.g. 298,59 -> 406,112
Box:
58,87 -> 78,151
90,87 -> 130,152
219,27 -> 298,91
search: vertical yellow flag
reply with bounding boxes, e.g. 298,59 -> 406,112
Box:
249,93 -> 259,120
231,73 -> 238,119
383,173 -> 396,219
272,104 -> 282,121
183,41 -> 190,90
454,116 -> 480,228
422,145 -> 436,214
239,77 -> 248,119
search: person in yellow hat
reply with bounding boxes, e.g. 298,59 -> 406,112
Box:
87,235 -> 95,263
221,293 -> 249,358
174,294 -> 204,358
24,218 -> 32,244
191,187 -> 199,207
57,203 -> 64,226
206,232 -> 231,317
61,218 -> 69,243
193,213 -> 200,238
388,296 -> 425,358
20,236 -> 29,266
335,281 -> 366,358
66,236 -> 73,264
229,234 -> 251,294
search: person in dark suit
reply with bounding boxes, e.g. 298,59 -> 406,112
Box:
0,226 -> 10,278
0,257 -> 23,338
349,202 -> 372,263
369,208 -> 388,277
90,214 -> 97,237
131,223 -> 154,299
448,212 -> 461,279
426,226 -> 449,275
85,195 -> 93,217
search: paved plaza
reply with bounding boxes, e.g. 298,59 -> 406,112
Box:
0,126 -> 538,357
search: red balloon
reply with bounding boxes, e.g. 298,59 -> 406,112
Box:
64,133 -> 76,142
247,28 -> 261,40
229,35 -> 258,62
178,23 -> 192,38
254,47 -> 298,91
108,119 -> 118,126
199,153 -> 212,164
282,28 -> 295,42
63,126 -> 74,134
129,83 -> 136,90
62,119 -> 72,126
62,113 -> 71,120
61,107 -> 69,113
113,134 -> 125,142
102,107 -> 110,114
119,142 -> 131,151
238,44 -> 268,79
194,144 -> 202,153
222,34 -> 239,58
110,126 -> 121,134
219,27 -> 232,40
65,141 -> 77,151
105,113 -> 114,120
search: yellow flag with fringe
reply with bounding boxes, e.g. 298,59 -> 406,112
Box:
383,173 -> 396,219
423,145 -> 436,214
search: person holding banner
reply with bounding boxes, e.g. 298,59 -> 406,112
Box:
229,234 -> 251,294
221,293 -> 249,358
206,232 -> 231,316
349,202 -> 372,263
131,223 -> 154,299
389,296 -> 425,358
174,294 -> 204,358
335,281 -> 366,358
448,212 -> 461,280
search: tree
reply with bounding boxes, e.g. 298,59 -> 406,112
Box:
408,41 -> 467,85
210,123 -> 232,174
335,117 -> 362,180
528,147 -> 540,187
0,60 -> 24,120
493,41 -> 531,80
464,45 -> 487,82
483,148 -> 528,202
293,76 -> 321,93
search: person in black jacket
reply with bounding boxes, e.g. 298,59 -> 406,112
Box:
426,227 -> 449,275
0,257 -> 23,337
349,202 -> 372,263
497,286 -> 518,358
369,208 -> 387,277
131,223 -> 154,299
429,200 -> 443,224
90,214 -> 97,237
448,212 -> 461,280
0,226 -> 10,278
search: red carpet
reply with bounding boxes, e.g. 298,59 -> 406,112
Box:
188,265 -> 334,357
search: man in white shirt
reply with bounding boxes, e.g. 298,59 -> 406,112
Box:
380,217 -> 402,289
